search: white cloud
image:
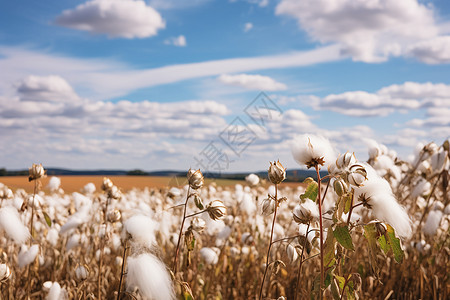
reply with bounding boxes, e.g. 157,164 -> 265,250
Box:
0,45 -> 343,100
406,36 -> 450,64
55,0 -> 165,39
244,22 -> 253,32
149,0 -> 211,10
310,82 -> 450,117
218,74 -> 287,91
164,35 -> 187,47
276,0 -> 450,63
16,75 -> 80,103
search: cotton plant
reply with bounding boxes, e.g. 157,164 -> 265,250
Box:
269,134 -> 412,299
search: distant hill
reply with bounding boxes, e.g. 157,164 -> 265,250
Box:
0,167 -> 327,182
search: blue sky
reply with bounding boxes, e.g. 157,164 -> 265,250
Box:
0,0 -> 449,172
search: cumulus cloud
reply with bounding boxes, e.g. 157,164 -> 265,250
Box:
16,75 -> 80,103
310,82 -> 450,117
164,35 -> 187,47
55,0 -> 165,39
218,74 -> 287,91
276,0 -> 450,64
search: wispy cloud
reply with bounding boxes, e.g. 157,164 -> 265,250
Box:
0,45 -> 344,100
164,35 -> 187,47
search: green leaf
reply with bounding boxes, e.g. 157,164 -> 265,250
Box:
333,224 -> 354,251
378,234 -> 389,254
183,292 -> 194,300
363,223 -> 381,277
300,179 -> 318,202
43,211 -> 52,227
323,226 -> 336,268
334,274 -> 345,290
385,224 -> 404,263
343,193 -> 353,214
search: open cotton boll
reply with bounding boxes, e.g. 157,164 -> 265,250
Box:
18,244 -> 39,268
127,253 -> 175,300
373,155 -> 394,177
82,182 -> 96,194
46,282 -> 61,300
412,180 -> 431,198
66,234 -> 80,251
354,165 -> 412,239
423,210 -> 443,236
0,206 -> 30,244
291,134 -> 336,168
60,210 -> 90,235
47,177 -> 61,192
239,193 -> 256,215
124,215 -> 157,247
46,228 -> 59,247
200,247 -> 219,265
245,173 -> 260,186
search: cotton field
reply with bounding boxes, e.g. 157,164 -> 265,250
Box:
0,136 -> 449,300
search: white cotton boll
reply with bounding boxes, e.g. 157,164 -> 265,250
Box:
423,210 -> 443,236
111,233 -> 122,251
18,244 -> 39,268
127,253 -> 175,300
230,246 -> 240,257
430,149 -> 448,173
373,155 -> 394,176
354,165 -> 412,238
412,180 -> 431,198
72,192 -> 92,211
43,281 -> 53,292
365,138 -> 381,160
235,184 -> 243,191
60,211 -> 90,235
28,194 -> 43,208
239,193 -> 256,215
66,234 -> 80,251
47,177 -> 61,192
167,187 -> 181,198
217,225 -> 232,240
444,204 -> 450,215
417,160 -> 431,174
286,244 -> 298,265
96,247 -> 111,261
245,173 -> 260,186
0,206 -> 30,244
82,183 -> 96,194
200,247 -> 219,265
46,282 -> 61,300
241,232 -> 254,245
268,185 -> 276,197
124,215 -> 157,247
291,134 -> 336,167
433,201 -> 444,211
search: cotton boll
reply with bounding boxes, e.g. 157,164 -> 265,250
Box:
82,183 -> 96,194
216,225 -> 232,240
291,134 -> 336,168
126,253 -> 175,300
47,177 -> 61,192
245,174 -> 260,186
373,155 -> 394,177
430,149 -> 448,173
239,193 -> 256,216
46,282 -> 61,300
286,244 -> 298,265
412,180 -> 431,198
18,244 -> 39,268
354,165 -> 412,238
0,206 -> 30,244
60,213 -> 89,235
444,204 -> 450,215
365,138 -> 381,160
423,210 -> 443,236
200,247 -> 219,265
123,215 -> 157,247
66,234 -> 80,251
